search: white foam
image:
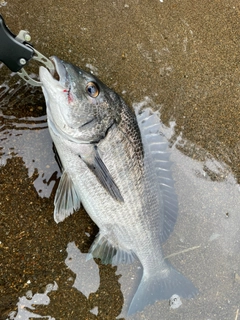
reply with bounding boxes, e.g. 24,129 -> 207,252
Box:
65,242 -> 100,298
0,1 -> 7,7
6,282 -> 57,320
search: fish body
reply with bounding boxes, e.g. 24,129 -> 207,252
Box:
39,57 -> 197,314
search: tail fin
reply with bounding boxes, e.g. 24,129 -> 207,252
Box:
128,262 -> 198,315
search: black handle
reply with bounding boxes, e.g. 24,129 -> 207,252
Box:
0,15 -> 34,72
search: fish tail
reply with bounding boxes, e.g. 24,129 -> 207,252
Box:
128,261 -> 198,315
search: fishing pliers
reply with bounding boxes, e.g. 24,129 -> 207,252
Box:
0,14 -> 54,86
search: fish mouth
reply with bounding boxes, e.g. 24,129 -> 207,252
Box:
49,56 -> 68,86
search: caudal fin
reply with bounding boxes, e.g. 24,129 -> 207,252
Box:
128,262 -> 198,315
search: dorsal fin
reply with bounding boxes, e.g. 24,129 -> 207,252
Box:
135,107 -> 178,243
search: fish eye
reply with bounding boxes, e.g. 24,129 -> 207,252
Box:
86,82 -> 99,98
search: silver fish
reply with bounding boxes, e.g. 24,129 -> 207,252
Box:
39,56 -> 197,315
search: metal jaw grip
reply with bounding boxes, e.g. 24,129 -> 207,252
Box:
0,15 -> 55,86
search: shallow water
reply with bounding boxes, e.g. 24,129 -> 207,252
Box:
1,1 -> 240,319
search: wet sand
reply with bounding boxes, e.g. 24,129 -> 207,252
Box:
1,1 -> 240,319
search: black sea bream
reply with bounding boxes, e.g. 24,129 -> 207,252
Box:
39,57 -> 197,315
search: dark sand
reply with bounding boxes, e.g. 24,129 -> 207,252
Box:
1,1 -> 240,319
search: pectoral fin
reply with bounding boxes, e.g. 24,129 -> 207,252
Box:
80,146 -> 124,203
54,170 -> 81,223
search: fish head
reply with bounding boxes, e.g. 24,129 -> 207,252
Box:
39,56 -> 122,143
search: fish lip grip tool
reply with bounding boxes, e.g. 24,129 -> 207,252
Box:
0,14 -> 55,86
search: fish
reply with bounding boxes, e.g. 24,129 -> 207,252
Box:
39,56 -> 197,315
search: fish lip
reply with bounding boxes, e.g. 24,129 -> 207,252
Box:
49,56 -> 67,86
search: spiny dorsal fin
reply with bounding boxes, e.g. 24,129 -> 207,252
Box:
54,170 -> 81,223
135,107 -> 178,243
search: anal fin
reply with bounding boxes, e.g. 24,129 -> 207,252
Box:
87,233 -> 136,265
